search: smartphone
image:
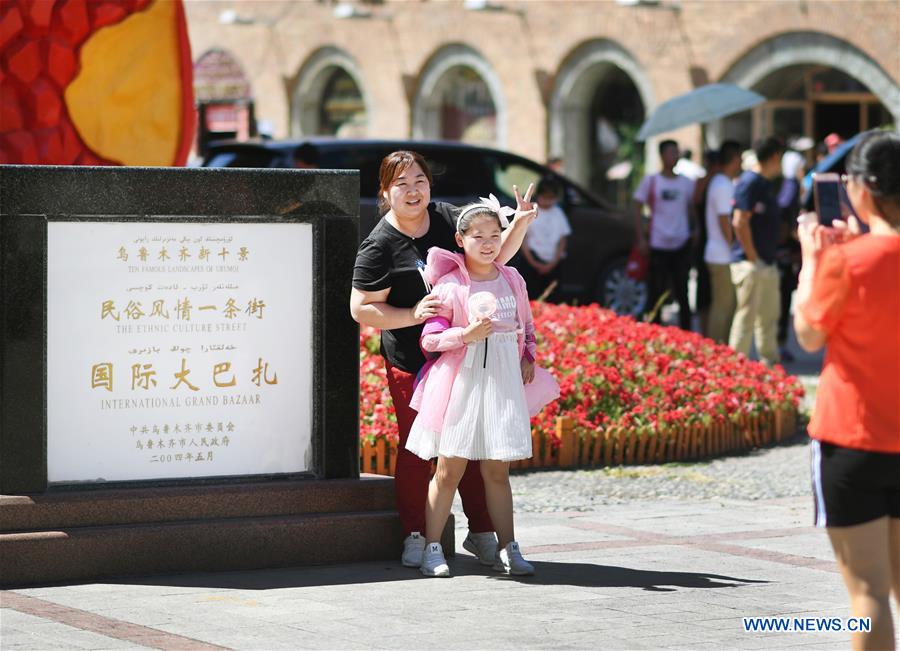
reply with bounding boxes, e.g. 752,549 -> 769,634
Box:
813,173 -> 842,226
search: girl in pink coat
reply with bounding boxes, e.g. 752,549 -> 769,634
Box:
406,196 -> 559,578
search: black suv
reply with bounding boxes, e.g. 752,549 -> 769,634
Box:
203,138 -> 646,315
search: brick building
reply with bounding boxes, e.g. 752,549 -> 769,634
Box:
185,0 -> 899,197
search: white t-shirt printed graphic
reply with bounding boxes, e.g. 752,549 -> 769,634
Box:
633,173 -> 695,251
470,275 -> 517,333
704,173 -> 735,264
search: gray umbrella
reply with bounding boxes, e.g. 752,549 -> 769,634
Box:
637,83 -> 766,141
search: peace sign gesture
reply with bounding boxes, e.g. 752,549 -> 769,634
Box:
512,183 -> 538,228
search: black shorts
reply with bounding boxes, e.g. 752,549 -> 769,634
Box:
810,440 -> 900,527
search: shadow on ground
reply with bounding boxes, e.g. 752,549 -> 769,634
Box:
110,557 -> 769,593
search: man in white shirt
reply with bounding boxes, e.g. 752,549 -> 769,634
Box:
704,140 -> 742,343
632,140 -> 696,329
519,177 -> 572,302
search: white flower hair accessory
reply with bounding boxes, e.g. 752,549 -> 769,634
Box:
456,193 -> 516,232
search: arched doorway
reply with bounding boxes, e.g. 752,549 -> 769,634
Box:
549,40 -> 652,205
715,33 -> 898,147
193,49 -> 254,153
291,48 -> 368,138
412,45 -> 505,148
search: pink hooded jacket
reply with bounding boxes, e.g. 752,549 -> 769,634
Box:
409,248 -> 560,433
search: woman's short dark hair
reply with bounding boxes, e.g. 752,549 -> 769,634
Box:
846,130 -> 900,225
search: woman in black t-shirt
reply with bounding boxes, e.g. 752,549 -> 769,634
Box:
350,150 -> 536,569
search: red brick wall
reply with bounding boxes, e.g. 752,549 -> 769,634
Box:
185,0 -> 899,162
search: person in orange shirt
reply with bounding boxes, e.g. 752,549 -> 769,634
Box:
794,130 -> 900,651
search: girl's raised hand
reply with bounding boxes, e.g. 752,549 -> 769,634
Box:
462,316 -> 493,344
512,183 -> 538,228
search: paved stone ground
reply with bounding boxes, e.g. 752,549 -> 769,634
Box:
7,323 -> 894,650
4,457 -> 898,650
509,432 -> 812,512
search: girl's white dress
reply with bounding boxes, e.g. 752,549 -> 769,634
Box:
405,275 -> 533,461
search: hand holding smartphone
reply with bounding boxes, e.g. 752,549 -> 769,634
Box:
813,173 -> 843,227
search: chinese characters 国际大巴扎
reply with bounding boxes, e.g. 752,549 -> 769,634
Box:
91,358 -> 278,392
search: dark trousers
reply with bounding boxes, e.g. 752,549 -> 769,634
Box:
777,257 -> 799,345
384,362 -> 494,537
516,251 -> 562,302
649,243 -> 692,330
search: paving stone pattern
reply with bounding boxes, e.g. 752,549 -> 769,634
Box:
508,434 -> 813,512
5,336 -> 897,649
3,443 -> 898,651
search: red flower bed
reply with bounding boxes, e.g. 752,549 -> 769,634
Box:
359,303 -> 804,446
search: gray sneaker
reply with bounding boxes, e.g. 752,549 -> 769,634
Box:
462,531 -> 498,566
420,542 -> 450,577
492,541 -> 534,576
401,531 -> 426,568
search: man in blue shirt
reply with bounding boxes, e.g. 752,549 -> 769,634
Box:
728,137 -> 785,366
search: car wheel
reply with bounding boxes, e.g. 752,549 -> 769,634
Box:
595,257 -> 648,318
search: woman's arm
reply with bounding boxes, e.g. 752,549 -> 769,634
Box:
793,268 -> 827,352
793,218 -> 856,352
350,287 -> 440,329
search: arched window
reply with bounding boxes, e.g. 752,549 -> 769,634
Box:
716,33 -> 899,146
433,66 -> 496,144
292,48 -> 369,138
722,64 -> 894,145
193,49 -> 254,150
413,45 -> 505,148
549,40 -> 653,202
193,49 -> 251,102
318,68 -> 367,137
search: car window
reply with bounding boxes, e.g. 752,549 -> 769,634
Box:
204,149 -> 280,168
419,151 -> 490,200
561,181 -> 594,208
204,152 -> 237,167
490,158 -> 542,203
319,148 -> 388,198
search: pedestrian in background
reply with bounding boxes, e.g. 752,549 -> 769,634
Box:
517,177 -> 571,302
704,140 -> 742,343
776,149 -> 805,361
692,149 -> 720,337
633,140 -> 696,330
728,136 -> 785,365
794,130 -> 900,651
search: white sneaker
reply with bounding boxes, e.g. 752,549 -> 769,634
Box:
493,541 -> 534,576
420,542 -> 450,577
462,531 -> 498,566
401,531 -> 426,568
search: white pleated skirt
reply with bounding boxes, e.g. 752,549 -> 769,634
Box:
406,331 -> 533,461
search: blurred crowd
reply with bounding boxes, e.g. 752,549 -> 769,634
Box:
629,132 -> 850,364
